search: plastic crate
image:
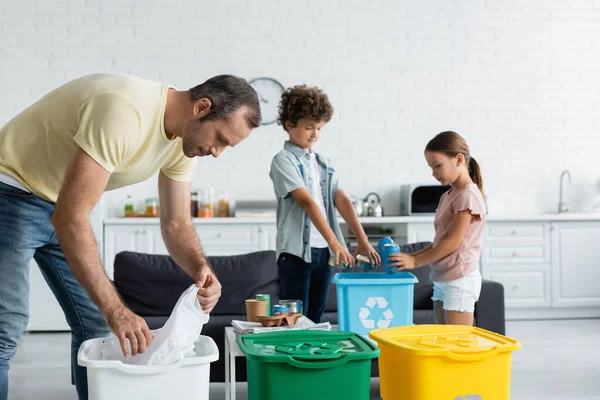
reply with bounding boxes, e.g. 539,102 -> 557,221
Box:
77,335 -> 218,400
332,271 -> 418,335
369,324 -> 521,400
238,330 -> 379,400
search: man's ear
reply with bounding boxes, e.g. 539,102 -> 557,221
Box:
193,98 -> 212,117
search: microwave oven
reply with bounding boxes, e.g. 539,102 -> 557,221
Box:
400,184 -> 451,215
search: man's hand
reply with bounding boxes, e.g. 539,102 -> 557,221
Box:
331,241 -> 355,267
388,253 -> 417,271
106,306 -> 153,357
354,241 -> 381,266
195,265 -> 222,314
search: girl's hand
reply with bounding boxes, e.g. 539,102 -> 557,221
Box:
388,253 -> 417,271
354,241 -> 381,266
331,242 -> 355,267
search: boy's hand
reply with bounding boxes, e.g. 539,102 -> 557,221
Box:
388,253 -> 417,271
354,241 -> 381,266
331,242 -> 355,267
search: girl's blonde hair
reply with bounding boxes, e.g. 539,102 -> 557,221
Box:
425,131 -> 484,197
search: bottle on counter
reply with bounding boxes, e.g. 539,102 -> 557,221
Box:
197,189 -> 210,218
203,185 -> 215,217
124,195 -> 134,217
190,191 -> 199,218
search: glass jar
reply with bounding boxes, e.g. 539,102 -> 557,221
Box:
203,186 -> 215,217
190,191 -> 198,218
145,198 -> 159,217
217,191 -> 229,217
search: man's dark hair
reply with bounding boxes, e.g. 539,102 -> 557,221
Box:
189,75 -> 261,128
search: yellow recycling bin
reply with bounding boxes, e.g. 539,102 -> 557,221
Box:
369,325 -> 521,400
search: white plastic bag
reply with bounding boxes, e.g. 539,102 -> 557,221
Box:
101,284 -> 209,365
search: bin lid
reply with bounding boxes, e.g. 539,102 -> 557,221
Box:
332,272 -> 418,285
238,330 -> 379,366
369,325 -> 520,360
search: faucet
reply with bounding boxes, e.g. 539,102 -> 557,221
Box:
558,170 -> 571,213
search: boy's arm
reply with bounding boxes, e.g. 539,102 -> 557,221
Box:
334,190 -> 381,265
290,188 -> 354,266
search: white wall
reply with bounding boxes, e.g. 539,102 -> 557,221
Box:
2,0 -> 599,216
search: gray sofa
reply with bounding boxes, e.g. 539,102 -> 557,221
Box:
112,242 -> 505,382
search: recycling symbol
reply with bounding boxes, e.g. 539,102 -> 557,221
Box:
359,297 -> 393,329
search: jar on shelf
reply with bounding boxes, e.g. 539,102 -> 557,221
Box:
145,198 -> 159,217
217,191 -> 229,217
203,186 -> 215,217
190,191 -> 199,218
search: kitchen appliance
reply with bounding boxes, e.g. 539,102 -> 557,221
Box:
350,196 -> 364,216
364,192 -> 384,217
234,200 -> 277,217
345,225 -> 396,250
399,184 -> 450,215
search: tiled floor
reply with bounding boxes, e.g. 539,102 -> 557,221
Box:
8,319 -> 600,399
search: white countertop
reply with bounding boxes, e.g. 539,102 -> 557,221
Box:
104,212 -> 600,225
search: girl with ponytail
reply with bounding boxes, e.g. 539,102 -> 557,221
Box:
388,131 -> 487,326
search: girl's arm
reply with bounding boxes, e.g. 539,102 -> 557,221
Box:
414,211 -> 473,267
409,243 -> 433,258
389,210 -> 473,270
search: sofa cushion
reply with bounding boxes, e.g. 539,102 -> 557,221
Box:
413,309 -> 437,325
113,250 -> 280,316
414,284 -> 434,310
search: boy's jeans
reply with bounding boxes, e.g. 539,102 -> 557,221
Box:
277,248 -> 332,323
0,182 -> 110,400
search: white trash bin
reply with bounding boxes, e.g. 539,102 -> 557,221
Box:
78,335 -> 219,400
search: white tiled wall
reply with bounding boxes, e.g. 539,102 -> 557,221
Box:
2,0 -> 599,216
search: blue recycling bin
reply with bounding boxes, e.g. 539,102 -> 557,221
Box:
332,272 -> 418,335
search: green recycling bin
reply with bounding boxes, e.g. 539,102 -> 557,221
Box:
238,330 -> 380,400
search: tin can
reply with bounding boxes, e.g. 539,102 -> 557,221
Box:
382,243 -> 401,273
279,300 -> 303,314
378,236 -> 394,255
328,257 -> 352,270
256,294 -> 271,316
272,304 -> 289,314
356,254 -> 375,271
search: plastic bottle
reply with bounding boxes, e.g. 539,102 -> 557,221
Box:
124,195 -> 134,216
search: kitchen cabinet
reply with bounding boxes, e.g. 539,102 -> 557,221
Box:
103,221 -> 273,281
551,222 -> 600,308
26,199 -> 104,332
481,220 -> 600,320
100,215 -> 600,322
406,222 -> 436,244
104,225 -> 159,279
27,261 -> 69,331
481,222 -> 552,311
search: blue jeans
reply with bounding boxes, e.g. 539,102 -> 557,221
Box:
277,248 -> 332,324
0,182 -> 110,400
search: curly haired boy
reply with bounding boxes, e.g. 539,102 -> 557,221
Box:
269,85 -> 381,323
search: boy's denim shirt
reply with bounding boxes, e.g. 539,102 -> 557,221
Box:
269,141 -> 347,263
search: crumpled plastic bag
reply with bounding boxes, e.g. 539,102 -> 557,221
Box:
101,284 -> 209,365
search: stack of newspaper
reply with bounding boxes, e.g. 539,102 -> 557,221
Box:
231,316 -> 331,336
